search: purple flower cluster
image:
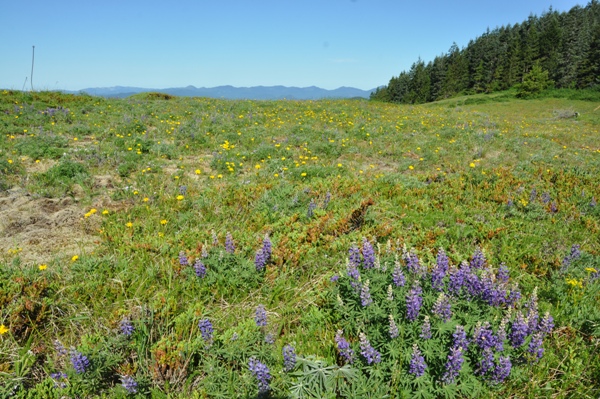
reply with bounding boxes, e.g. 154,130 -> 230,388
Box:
120,317 -> 134,336
248,357 -> 271,394
50,372 -> 67,389
405,283 -> 423,322
254,248 -> 267,271
473,322 -> 496,350
349,245 -> 361,268
509,311 -> 528,348
335,330 -> 354,364
225,232 -> 235,254
405,250 -> 423,275
497,263 -> 509,284
432,248 -> 449,291
70,349 -> 90,374
432,293 -> 452,322
193,259 -> 206,278
420,316 -> 432,339
360,280 -> 373,307
198,318 -> 214,341
121,375 -> 138,394
392,262 -> 406,287
362,237 -> 376,269
359,332 -> 381,364
442,346 -> 464,384
492,356 -> 512,383
561,244 -> 581,271
54,340 -> 67,357
262,234 -> 272,262
409,344 -> 427,377
255,305 -> 267,327
178,251 -> 188,266
470,247 -> 486,269
282,344 -> 296,371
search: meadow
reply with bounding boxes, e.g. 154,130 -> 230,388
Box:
0,89 -> 599,398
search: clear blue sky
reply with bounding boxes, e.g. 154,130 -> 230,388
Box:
0,0 -> 585,91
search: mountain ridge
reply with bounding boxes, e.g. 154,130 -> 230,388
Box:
71,85 -> 377,100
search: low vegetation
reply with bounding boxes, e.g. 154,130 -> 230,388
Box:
0,89 -> 599,398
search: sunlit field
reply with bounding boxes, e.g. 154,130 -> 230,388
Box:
1,90 -> 599,398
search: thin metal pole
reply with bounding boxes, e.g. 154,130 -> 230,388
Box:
30,45 -> 35,91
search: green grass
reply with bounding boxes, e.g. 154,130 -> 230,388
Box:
0,89 -> 599,398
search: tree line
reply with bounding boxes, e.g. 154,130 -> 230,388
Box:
371,1 -> 600,103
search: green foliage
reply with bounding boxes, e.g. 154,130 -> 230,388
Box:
14,134 -> 69,160
516,63 -> 554,98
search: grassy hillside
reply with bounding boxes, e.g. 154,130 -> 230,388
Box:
1,90 -> 599,398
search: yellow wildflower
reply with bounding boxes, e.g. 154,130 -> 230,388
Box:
0,325 -> 8,335
39,264 -> 48,271
71,255 -> 79,262
176,195 -> 184,201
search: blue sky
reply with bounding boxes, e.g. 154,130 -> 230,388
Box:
0,0 -> 585,91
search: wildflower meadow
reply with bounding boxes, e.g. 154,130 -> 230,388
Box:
0,89 -> 599,398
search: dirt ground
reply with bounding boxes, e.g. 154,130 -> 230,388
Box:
0,186 -> 102,266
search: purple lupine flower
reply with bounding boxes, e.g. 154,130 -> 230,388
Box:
432,248 -> 449,291
442,346 -> 464,384
198,318 -> 214,341
477,349 -> 495,376
481,273 -> 504,306
405,250 -> 423,275
262,234 -> 272,263
497,263 -> 509,284
409,344 -> 427,377
225,232 -> 235,254
50,372 -> 68,389
561,244 -> 581,271
194,259 -> 206,278
495,317 -> 508,352
179,185 -> 187,195
527,333 -> 544,361
448,262 -> 468,295
201,244 -> 209,258
550,201 -> 558,213
405,283 -> 423,322
178,251 -> 189,266
389,315 -> 399,339
509,312 -> 528,348
264,334 -> 275,345
120,317 -> 134,336
121,375 -> 138,394
283,344 -> 296,372
392,262 -> 406,287
362,237 -> 376,269
248,357 -> 272,394
54,340 -> 67,357
507,287 -> 521,307
348,245 -> 361,268
529,188 -> 537,203
420,316 -> 432,340
464,268 -> 483,297
359,332 -> 381,364
432,293 -> 452,322
470,247 -> 486,269
453,325 -> 469,351
360,280 -> 373,307
473,322 -> 496,350
538,312 -> 554,335
307,199 -> 317,218
255,305 -> 267,327
255,248 -> 267,271
330,274 -> 339,282
541,192 -> 551,204
70,349 -> 90,374
335,330 -> 354,364
492,356 -> 511,383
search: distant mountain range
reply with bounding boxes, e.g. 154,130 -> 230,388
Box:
69,85 -> 377,100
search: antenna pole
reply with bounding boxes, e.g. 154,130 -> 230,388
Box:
30,45 -> 35,91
